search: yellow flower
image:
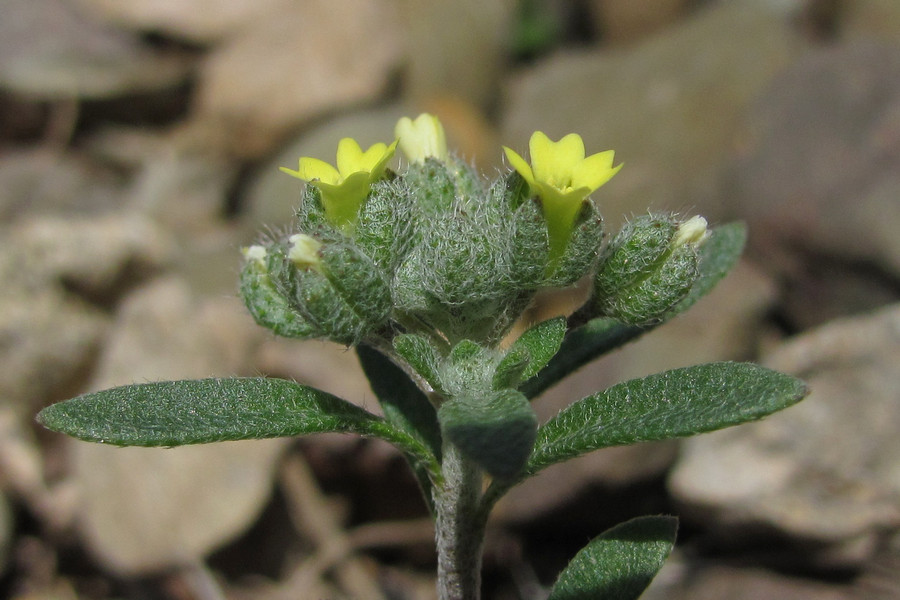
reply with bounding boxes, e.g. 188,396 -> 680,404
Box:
280,137 -> 398,231
395,113 -> 448,163
503,132 -> 621,261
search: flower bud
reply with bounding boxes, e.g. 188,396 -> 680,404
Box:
245,236 -> 392,345
593,214 -> 706,326
287,233 -> 323,271
395,113 -> 448,164
392,201 -> 525,343
239,245 -> 319,339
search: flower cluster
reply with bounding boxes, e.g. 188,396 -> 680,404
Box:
241,114 -> 705,348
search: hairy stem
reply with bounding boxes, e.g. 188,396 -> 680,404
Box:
434,442 -> 487,600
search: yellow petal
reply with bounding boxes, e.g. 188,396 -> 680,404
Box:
368,139 -> 399,176
537,183 -> 591,262
357,142 -> 388,171
291,157 -> 342,185
502,145 -> 536,187
672,216 -> 709,247
241,245 -> 267,266
530,132 -> 585,187
279,166 -> 304,180
335,138 -> 366,177
572,150 -> 621,191
395,113 -> 448,163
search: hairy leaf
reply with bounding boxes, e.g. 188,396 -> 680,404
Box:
511,316 -> 568,382
38,378 -> 431,465
393,333 -> 444,395
547,516 -> 677,600
357,344 -> 442,461
529,362 -> 807,474
439,389 -> 537,480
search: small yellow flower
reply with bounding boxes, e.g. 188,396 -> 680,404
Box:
395,113 -> 448,163
503,132 -> 621,261
280,137 -> 398,231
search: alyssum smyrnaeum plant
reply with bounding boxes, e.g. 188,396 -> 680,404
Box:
39,113 -> 808,600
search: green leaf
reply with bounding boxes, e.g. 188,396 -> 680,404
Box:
493,345 -> 530,391
357,344 -> 442,514
520,317 -> 640,400
356,345 -> 442,462
547,516 -> 677,600
494,316 -> 569,391
522,222 -> 747,399
439,389 -> 537,480
529,362 -> 807,474
37,377 -> 427,460
393,333 -> 445,395
511,316 -> 568,382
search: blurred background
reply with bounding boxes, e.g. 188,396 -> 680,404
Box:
2,0 -> 899,598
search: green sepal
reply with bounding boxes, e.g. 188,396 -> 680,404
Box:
501,170 -> 532,211
260,241 -> 367,344
449,339 -> 484,362
403,158 -> 459,216
504,185 -> 548,289
291,269 -> 369,345
354,179 -> 417,274
528,362 -> 808,475
521,222 -> 747,399
545,201 -> 604,287
318,241 -> 391,327
295,184 -> 336,236
547,516 -> 677,600
441,339 -> 496,397
593,213 -> 699,326
595,215 -> 677,297
37,378 -> 434,467
392,216 -> 520,344
439,388 -> 537,480
601,241 -> 699,326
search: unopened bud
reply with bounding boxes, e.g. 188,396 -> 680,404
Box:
288,234 -> 322,270
241,245 -> 268,266
672,215 -> 708,248
593,214 -> 705,326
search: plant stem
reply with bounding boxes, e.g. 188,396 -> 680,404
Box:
434,441 -> 487,600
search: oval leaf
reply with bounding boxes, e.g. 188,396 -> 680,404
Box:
392,333 -> 445,395
511,316 -> 567,382
548,516 -> 677,600
439,389 -> 537,480
357,343 -> 443,511
529,362 -> 808,474
37,377 -> 427,459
